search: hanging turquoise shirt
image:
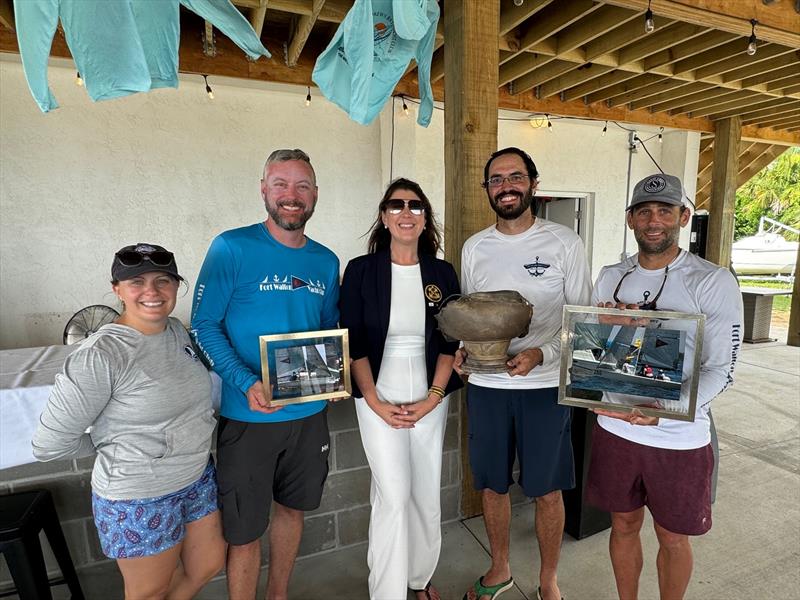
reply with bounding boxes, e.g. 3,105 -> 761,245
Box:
14,0 -> 270,113
312,0 -> 439,127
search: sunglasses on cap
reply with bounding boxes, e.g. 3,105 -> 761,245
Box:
384,199 -> 425,215
114,249 -> 176,268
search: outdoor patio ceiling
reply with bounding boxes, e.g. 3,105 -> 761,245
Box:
0,0 -> 798,145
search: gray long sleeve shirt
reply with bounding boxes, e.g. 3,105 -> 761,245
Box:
32,318 -> 215,500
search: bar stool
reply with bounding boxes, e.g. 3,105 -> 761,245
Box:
0,490 -> 85,600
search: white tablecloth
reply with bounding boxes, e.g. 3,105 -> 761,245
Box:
0,345 -> 221,471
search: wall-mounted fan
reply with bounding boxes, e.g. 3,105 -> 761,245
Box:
63,305 -> 120,345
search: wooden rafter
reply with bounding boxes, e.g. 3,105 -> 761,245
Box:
285,0 -> 326,67
740,63 -> 800,89
248,0 -> 269,38
608,78 -> 690,107
629,81 -> 716,110
691,93 -> 775,118
0,0 -> 14,31
643,30 -> 738,71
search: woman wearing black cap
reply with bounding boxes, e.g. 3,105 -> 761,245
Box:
33,243 -> 225,598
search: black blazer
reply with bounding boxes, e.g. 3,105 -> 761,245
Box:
339,249 -> 463,399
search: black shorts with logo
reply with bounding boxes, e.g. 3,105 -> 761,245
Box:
215,407 -> 330,545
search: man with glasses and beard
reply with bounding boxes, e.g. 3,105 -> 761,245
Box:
457,147 -> 591,600
191,149 -> 340,599
586,173 -> 742,600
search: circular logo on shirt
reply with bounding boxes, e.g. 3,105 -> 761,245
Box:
425,285 -> 442,303
643,175 -> 667,193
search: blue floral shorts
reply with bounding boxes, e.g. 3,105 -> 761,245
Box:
91,461 -> 218,559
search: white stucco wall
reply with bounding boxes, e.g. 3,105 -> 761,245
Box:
0,58 -> 699,349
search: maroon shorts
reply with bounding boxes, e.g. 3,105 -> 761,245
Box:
585,424 -> 713,536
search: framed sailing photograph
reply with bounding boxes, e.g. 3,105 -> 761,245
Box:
259,328 -> 352,406
558,306 -> 705,422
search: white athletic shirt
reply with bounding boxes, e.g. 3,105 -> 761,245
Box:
592,250 -> 743,450
461,219 -> 592,389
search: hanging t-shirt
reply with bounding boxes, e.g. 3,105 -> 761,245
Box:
15,0 -> 269,113
312,0 -> 439,127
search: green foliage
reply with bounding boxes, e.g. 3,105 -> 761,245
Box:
734,147 -> 800,241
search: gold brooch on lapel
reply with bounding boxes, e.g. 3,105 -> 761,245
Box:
425,284 -> 442,304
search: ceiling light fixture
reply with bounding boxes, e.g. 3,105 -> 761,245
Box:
644,0 -> 655,33
203,74 -> 214,99
305,86 -> 312,106
746,19 -> 758,56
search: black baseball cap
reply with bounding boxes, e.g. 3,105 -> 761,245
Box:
627,174 -> 688,211
111,243 -> 183,282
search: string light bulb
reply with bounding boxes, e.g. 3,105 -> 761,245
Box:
644,0 -> 655,33
513,0 -> 524,6
75,72 -> 83,86
203,74 -> 214,99
658,127 -> 664,143
305,86 -> 312,106
402,96 -> 409,116
602,121 -> 608,137
746,19 -> 758,56
546,114 -> 553,132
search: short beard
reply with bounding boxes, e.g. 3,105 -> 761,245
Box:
634,227 -> 680,255
489,187 -> 535,220
264,200 -> 315,231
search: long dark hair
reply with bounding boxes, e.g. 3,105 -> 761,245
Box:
367,178 -> 443,255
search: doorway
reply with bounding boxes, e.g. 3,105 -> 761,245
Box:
538,191 -> 594,269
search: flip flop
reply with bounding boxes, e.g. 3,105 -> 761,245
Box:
410,581 -> 435,600
536,586 -> 564,600
462,576 -> 515,600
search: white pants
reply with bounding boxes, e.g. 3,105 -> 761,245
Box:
355,393 -> 449,600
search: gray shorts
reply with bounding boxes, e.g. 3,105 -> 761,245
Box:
216,408 -> 330,545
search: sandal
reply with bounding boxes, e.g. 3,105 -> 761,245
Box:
411,581 -> 435,600
462,576 -> 514,600
536,586 -> 564,600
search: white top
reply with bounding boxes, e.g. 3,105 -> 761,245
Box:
461,218 -> 592,389
592,251 -> 743,450
384,263 -> 425,352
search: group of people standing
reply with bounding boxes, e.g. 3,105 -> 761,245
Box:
32,145 -> 742,600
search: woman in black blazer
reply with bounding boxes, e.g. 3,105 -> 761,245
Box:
340,178 -> 462,600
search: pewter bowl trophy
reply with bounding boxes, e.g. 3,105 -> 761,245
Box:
436,290 -> 533,374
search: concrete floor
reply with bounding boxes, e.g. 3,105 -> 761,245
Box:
15,329 -> 800,599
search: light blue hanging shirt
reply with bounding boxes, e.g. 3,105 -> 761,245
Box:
15,0 -> 270,113
312,0 -> 439,127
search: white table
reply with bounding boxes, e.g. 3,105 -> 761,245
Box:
0,345 -> 221,471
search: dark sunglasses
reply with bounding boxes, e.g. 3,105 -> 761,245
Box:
115,250 -> 175,267
613,264 -> 669,311
384,199 -> 425,215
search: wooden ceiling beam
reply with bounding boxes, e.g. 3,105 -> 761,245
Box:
737,142 -> 773,176
500,53 -> 556,87
691,93 -> 777,118
629,81 -> 715,110
563,70 -> 641,102
672,39 -> 754,75
539,65 -> 616,99
285,0 -> 325,67
0,0 -> 14,31
242,0 -> 350,23
585,73 -> 664,104
500,0 -> 556,36
618,22 -> 708,65
781,84 -> 800,96
740,63 -> 800,89
756,113 -> 800,129
608,78 -> 690,107
601,0 -> 800,47
513,0 -> 600,57
768,77 -> 800,92
721,50 -> 800,84
584,15 -> 672,59
643,30 -> 738,71
511,60 -> 577,95
556,5 -> 639,54
710,97 -> 799,120
738,145 -> 788,184
739,100 -> 800,124
695,45 -> 795,80
669,89 -> 750,115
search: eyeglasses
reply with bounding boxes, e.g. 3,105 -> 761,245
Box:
115,250 -> 175,268
613,264 -> 669,311
482,174 -> 530,189
384,199 -> 425,215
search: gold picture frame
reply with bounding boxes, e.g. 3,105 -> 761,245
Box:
259,328 -> 352,406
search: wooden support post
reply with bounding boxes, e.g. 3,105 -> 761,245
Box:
444,0 -> 499,519
706,116 -> 741,268
787,247 -> 800,347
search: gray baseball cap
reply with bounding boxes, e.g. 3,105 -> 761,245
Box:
627,174 -> 687,211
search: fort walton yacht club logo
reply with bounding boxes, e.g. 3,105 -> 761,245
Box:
259,274 -> 326,296
524,256 -> 551,277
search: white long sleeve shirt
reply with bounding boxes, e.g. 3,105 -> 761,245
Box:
592,250 -> 743,449
461,218 -> 592,389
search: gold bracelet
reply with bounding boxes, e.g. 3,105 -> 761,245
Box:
428,386 -> 445,403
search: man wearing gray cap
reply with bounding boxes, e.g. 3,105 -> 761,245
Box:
586,173 -> 742,600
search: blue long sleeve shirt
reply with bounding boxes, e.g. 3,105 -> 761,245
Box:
312,0 -> 439,127
191,223 -> 340,423
15,0 -> 269,113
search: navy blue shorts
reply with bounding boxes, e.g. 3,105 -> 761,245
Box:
466,384 -> 574,498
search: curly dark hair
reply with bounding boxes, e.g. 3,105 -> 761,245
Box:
366,178 -> 443,256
